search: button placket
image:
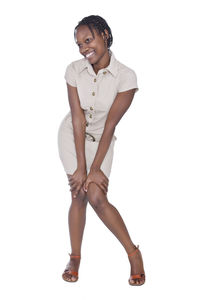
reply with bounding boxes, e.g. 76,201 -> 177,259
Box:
89,76 -> 97,121
89,105 -> 94,119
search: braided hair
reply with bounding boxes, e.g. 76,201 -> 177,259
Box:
74,15 -> 113,49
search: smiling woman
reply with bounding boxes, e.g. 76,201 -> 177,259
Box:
73,17 -> 113,75
57,14 -> 145,286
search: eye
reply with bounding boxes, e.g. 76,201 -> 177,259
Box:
86,37 -> 92,43
77,37 -> 93,48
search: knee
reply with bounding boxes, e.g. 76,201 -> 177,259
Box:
67,173 -> 88,207
71,188 -> 88,207
87,182 -> 107,212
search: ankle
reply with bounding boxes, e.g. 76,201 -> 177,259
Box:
69,251 -> 81,256
126,244 -> 138,255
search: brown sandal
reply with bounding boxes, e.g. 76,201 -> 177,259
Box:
62,253 -> 81,283
128,245 -> 145,286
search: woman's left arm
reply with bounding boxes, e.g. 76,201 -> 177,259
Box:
91,88 -> 137,171
84,88 -> 137,193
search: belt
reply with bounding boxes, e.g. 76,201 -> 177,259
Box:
85,132 -> 117,142
85,132 -> 102,142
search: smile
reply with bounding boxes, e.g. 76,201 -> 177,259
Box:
85,51 -> 95,58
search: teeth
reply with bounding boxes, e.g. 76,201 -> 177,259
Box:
86,51 -> 95,58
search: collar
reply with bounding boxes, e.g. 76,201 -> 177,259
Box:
78,49 -> 119,77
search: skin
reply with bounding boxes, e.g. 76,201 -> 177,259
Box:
75,24 -> 111,75
62,24 -> 145,285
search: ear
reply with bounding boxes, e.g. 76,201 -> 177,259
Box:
103,29 -> 109,40
101,29 -> 109,40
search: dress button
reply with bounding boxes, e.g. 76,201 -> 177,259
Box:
92,92 -> 95,96
89,114 -> 92,118
86,121 -> 89,126
90,106 -> 93,110
103,71 -> 107,74
94,78 -> 97,82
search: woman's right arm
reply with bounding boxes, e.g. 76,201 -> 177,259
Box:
67,83 -> 87,171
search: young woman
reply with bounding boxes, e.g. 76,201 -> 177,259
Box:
57,15 -> 145,286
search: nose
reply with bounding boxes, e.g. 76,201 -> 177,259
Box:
81,46 -> 89,56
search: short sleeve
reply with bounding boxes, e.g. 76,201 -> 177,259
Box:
64,62 -> 77,87
117,68 -> 139,93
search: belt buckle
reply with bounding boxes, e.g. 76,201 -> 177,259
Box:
85,132 -> 96,142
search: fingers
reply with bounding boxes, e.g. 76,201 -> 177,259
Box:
100,175 -> 109,194
69,181 -> 76,191
69,174 -> 108,196
83,181 -> 108,195
96,182 -> 107,195
68,179 -> 86,198
101,184 -> 108,195
83,184 -> 88,192
67,176 -> 79,197
73,188 -> 80,198
103,173 -> 109,183
102,173 -> 109,194
83,180 -> 91,193
85,179 -> 108,195
101,181 -> 108,194
71,185 -> 81,198
70,183 -> 81,197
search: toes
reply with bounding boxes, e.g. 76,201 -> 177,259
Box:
63,271 -> 78,282
137,279 -> 144,285
64,275 -> 72,281
129,278 -> 145,285
135,279 -> 142,285
71,276 -> 77,281
66,278 -> 72,282
63,271 -> 72,281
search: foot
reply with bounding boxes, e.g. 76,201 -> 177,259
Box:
128,245 -> 145,286
62,254 -> 81,282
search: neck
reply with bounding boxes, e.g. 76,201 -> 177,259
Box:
92,50 -> 111,75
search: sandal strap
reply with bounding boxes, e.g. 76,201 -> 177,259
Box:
64,269 -> 78,277
68,253 -> 81,259
128,245 -> 140,257
130,273 -> 145,279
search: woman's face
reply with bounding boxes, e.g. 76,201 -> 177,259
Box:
75,25 -> 109,64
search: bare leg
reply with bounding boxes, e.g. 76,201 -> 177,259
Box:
87,182 -> 145,285
87,182 -> 135,253
62,174 -> 88,282
68,191 -> 88,255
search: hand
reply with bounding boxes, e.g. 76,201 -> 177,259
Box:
83,168 -> 109,195
68,168 -> 87,198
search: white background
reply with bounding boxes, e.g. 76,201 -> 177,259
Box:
0,0 -> 199,299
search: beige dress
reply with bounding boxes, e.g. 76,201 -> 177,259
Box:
57,49 -> 139,178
